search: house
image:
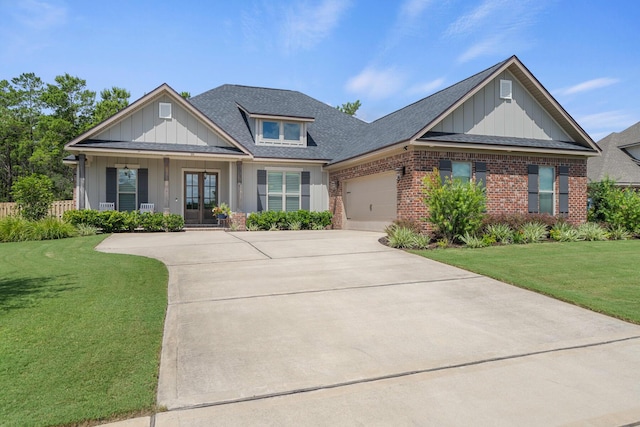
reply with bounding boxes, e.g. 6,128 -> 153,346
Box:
64,55 -> 600,231
588,121 -> 640,187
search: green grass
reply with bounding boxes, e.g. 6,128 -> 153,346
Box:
0,235 -> 168,426
412,240 -> 640,324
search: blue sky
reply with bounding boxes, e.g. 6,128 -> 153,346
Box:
1,0 -> 639,141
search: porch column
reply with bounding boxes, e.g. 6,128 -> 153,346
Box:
163,157 -> 170,215
78,154 -> 86,210
236,161 -> 243,212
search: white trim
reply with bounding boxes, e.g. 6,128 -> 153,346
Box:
256,119 -> 307,147
67,146 -> 249,161
412,140 -> 600,157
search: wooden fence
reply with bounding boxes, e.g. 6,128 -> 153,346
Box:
0,200 -> 75,219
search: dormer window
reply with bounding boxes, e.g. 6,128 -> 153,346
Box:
258,120 -> 305,146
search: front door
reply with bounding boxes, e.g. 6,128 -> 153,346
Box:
184,172 -> 218,224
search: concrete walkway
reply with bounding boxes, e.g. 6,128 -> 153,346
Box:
97,230 -> 640,426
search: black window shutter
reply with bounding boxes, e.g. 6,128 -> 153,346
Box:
439,159 -> 452,184
138,168 -> 148,205
528,165 -> 539,213
106,167 -> 117,205
257,170 -> 267,212
559,165 -> 569,214
301,171 -> 310,210
475,162 -> 487,188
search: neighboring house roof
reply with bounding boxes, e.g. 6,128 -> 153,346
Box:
588,121 -> 640,185
66,55 -> 599,165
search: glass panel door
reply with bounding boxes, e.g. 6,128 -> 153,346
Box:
203,173 -> 217,223
184,172 -> 219,224
184,172 -> 200,224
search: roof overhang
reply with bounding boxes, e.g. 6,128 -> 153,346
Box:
236,103 -> 315,122
65,84 -> 252,156
67,145 -> 250,161
413,139 -> 600,157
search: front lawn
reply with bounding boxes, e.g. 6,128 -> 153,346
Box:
0,235 -> 168,426
413,240 -> 640,324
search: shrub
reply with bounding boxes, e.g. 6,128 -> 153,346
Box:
550,222 -> 580,242
163,214 -> 184,232
588,178 -> 640,232
608,224 -> 631,240
246,210 -> 332,231
459,232 -> 488,248
388,227 -> 418,248
385,219 -> 423,235
75,223 -> 99,236
485,223 -> 514,244
482,213 -> 557,230
520,222 -> 547,243
31,217 -> 77,240
0,216 -> 34,242
11,174 -> 55,221
140,212 -> 164,232
577,222 -> 609,241
387,226 -> 431,249
63,209 -> 101,228
422,170 -> 486,243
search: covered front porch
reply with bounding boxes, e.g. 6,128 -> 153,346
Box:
73,153 -> 246,226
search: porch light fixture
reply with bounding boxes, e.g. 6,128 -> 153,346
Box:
123,165 -> 131,178
395,166 -> 405,180
330,180 -> 338,191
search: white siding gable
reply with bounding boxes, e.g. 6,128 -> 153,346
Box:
94,95 -> 232,147
431,71 -> 572,141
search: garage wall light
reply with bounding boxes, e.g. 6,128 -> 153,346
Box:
395,166 -> 405,180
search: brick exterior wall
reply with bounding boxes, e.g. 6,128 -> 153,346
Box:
329,149 -> 588,232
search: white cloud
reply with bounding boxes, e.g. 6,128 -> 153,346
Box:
399,0 -> 433,20
446,0 -> 510,37
346,67 -> 407,99
282,0 -> 351,53
577,110 -> 635,131
12,0 -> 67,30
407,77 -> 446,96
456,35 -> 503,63
557,78 -> 620,96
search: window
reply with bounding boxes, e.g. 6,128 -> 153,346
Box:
267,171 -> 301,211
118,168 -> 137,212
259,120 -> 304,146
452,162 -> 472,183
538,166 -> 554,215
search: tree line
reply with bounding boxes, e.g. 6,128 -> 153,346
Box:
0,73 -> 130,202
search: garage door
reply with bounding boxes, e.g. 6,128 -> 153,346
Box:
344,172 -> 396,231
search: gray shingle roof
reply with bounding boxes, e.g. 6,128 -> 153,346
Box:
189,85 -> 368,161
420,132 -> 593,152
330,58 -> 513,163
588,122 -> 640,184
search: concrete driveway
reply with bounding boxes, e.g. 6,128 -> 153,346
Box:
97,230 -> 640,426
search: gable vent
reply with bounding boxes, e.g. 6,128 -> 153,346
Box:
159,102 -> 172,119
500,79 -> 512,100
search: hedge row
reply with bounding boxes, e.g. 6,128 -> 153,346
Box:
63,210 -> 184,232
246,210 -> 332,230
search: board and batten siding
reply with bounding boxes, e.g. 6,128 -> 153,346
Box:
94,95 -> 232,147
431,71 -> 571,141
241,162 -> 329,213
